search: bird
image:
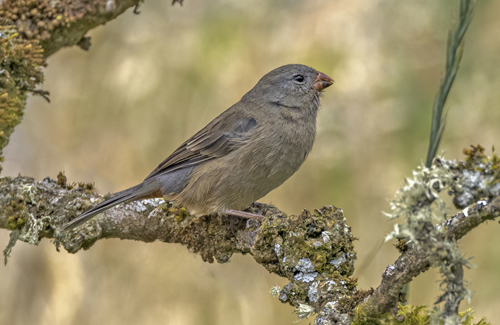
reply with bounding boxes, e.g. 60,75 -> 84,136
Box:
62,64 -> 334,231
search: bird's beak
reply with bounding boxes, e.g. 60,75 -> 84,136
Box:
313,71 -> 334,91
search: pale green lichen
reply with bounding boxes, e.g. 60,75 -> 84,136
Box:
385,158 -> 469,320
385,148 -> 499,322
294,303 -> 315,321
269,285 -> 281,297
3,229 -> 20,265
2,177 -> 54,264
384,160 -> 456,238
19,213 -> 51,245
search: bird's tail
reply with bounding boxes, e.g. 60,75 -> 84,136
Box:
62,183 -> 145,231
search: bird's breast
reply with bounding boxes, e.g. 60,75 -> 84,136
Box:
239,118 -> 316,189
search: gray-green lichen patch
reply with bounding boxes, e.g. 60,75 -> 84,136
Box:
454,145 -> 500,208
253,206 -> 358,318
1,174 -> 103,257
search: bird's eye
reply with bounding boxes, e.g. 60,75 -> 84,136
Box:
293,75 -> 304,83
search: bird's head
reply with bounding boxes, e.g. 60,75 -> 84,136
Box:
242,64 -> 334,112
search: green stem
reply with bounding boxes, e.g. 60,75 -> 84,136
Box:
425,0 -> 476,167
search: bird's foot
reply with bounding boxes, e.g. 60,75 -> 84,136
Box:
226,209 -> 264,221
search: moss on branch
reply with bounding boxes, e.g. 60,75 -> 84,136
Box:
0,0 -> 142,57
0,23 -> 45,172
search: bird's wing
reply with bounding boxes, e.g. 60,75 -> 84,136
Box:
144,109 -> 257,180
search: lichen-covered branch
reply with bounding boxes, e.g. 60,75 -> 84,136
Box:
446,196 -> 500,240
0,173 -> 360,323
0,0 -> 151,172
358,197 -> 500,321
0,0 -> 142,57
0,174 -> 263,259
357,148 -> 500,323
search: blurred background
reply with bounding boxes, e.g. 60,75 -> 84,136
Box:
1,0 -> 500,324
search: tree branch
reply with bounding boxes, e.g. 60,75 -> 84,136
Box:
360,197 -> 500,319
1,0 -> 149,171
0,0 -> 143,57
0,174 -> 265,260
0,174 -> 359,323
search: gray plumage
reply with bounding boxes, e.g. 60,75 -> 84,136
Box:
63,64 -> 333,231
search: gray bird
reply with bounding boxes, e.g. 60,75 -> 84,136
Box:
63,64 -> 333,231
